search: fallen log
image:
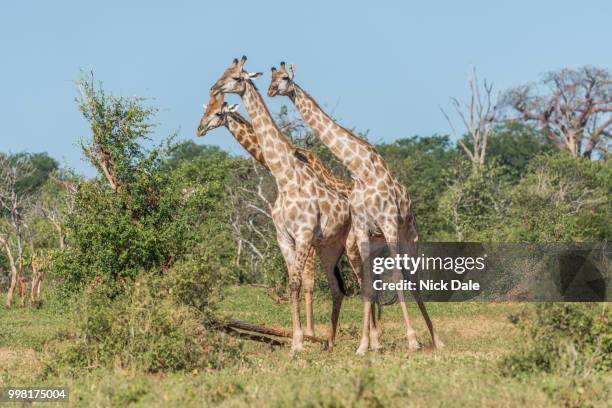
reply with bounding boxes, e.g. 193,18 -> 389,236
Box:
222,326 -> 286,346
225,319 -> 327,344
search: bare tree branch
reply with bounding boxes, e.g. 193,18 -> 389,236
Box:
503,66 -> 612,158
0,155 -> 34,307
442,68 -> 498,165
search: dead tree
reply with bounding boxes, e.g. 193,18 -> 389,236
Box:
503,66 -> 612,159
37,174 -> 76,250
0,235 -> 19,307
228,160 -> 276,281
38,204 -> 66,250
23,224 -> 48,306
442,68 -> 498,165
0,156 -> 34,307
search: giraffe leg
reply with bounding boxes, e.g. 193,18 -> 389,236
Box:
288,240 -> 314,354
348,231 -> 381,351
357,300 -> 372,355
303,248 -> 317,337
369,301 -> 382,351
382,225 -> 420,351
345,227 -> 362,287
276,232 -> 305,354
375,300 -> 383,338
399,232 -> 444,350
317,242 -> 346,352
354,230 -> 374,355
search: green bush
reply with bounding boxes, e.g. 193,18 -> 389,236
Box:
502,303 -> 611,376
53,75 -> 238,292
43,76 -> 243,374
507,152 -> 612,242
163,246 -> 224,316
45,261 -> 241,374
439,160 -> 511,241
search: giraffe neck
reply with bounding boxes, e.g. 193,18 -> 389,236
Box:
228,98 -> 350,195
291,85 -> 376,181
225,113 -> 268,170
295,148 -> 351,196
241,81 -> 299,187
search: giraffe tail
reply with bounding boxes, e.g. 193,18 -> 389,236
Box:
333,262 -> 347,296
379,291 -> 399,306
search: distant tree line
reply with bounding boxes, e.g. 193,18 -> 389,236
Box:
0,66 -> 610,307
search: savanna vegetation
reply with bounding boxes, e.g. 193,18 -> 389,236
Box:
0,67 -> 610,407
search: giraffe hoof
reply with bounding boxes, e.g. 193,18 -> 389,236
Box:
369,336 -> 382,352
291,337 -> 304,354
406,329 -> 420,351
355,347 -> 368,356
370,344 -> 383,353
433,339 -> 445,350
356,341 -> 369,355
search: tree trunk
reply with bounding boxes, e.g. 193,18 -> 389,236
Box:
6,269 -> 17,308
36,277 -> 43,299
59,231 -> 66,250
18,267 -> 27,307
30,262 -> 44,305
235,239 -> 242,267
2,241 -> 18,308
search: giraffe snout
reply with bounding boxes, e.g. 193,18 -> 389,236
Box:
210,83 -> 221,97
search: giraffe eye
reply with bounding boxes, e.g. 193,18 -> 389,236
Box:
232,76 -> 241,81
282,76 -> 290,80
215,112 -> 223,117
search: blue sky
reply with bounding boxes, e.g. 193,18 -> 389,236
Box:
1,0 -> 611,175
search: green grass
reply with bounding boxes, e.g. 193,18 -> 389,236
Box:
0,286 -> 609,407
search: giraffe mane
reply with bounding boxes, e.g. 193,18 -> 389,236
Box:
296,85 -> 372,149
293,150 -> 311,164
229,110 -> 251,127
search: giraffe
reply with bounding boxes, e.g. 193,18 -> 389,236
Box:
268,62 -> 444,354
196,92 -> 365,340
209,56 -> 356,353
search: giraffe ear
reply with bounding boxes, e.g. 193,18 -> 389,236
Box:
246,72 -> 263,79
224,103 -> 240,113
288,64 -> 295,80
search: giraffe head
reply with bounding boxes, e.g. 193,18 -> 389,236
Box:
267,62 -> 295,97
210,56 -> 263,97
196,93 -> 239,136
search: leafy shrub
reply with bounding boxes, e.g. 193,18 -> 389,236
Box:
54,75 -> 238,292
502,303 -> 611,376
43,76 -> 243,374
45,257 -> 241,374
163,246 -> 225,316
507,152 -> 612,242
485,122 -> 554,182
439,160 -> 511,241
